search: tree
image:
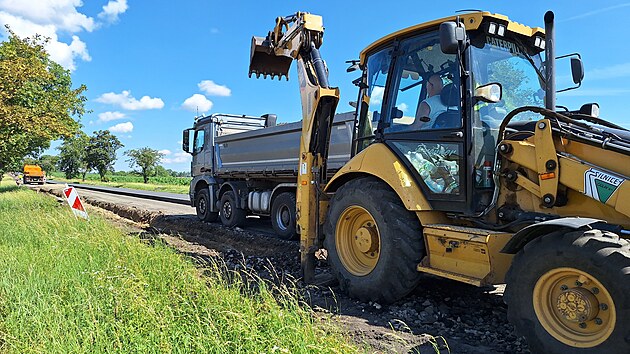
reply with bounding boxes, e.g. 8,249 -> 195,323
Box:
86,130 -> 123,181
0,28 -> 86,176
125,147 -> 164,183
38,154 -> 59,175
58,132 -> 89,179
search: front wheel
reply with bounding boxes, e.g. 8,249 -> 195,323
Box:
324,177 -> 424,304
505,229 -> 630,354
195,189 -> 218,222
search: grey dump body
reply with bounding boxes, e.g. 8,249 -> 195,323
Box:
213,112 -> 353,178
184,112 -> 354,236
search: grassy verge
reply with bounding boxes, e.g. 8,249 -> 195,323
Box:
0,174 -> 16,187
0,187 -> 357,353
50,176 -> 189,194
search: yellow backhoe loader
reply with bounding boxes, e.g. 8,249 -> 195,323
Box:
248,10 -> 630,353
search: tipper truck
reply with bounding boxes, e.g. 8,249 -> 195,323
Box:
22,164 -> 45,185
247,10 -> 630,353
182,112 -> 353,239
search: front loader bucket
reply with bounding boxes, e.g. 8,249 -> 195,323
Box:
249,36 -> 293,80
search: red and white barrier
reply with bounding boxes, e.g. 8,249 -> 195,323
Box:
63,185 -> 89,220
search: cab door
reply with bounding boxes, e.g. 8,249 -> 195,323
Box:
378,31 -> 469,213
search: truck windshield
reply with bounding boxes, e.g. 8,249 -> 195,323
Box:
470,34 -> 545,124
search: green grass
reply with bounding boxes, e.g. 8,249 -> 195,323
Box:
0,174 -> 16,187
49,172 -> 189,194
0,187 -> 358,353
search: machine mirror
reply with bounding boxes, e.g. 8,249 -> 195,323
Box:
474,83 -> 503,103
182,129 -> 192,154
440,22 -> 466,54
571,57 -> 584,84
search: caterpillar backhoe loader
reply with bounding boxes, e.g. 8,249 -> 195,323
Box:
248,10 -> 630,353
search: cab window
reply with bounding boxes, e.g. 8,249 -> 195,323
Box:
385,33 -> 459,132
193,129 -> 205,154
356,47 -> 393,152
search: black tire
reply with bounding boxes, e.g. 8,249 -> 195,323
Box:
195,189 -> 218,222
219,191 -> 246,228
323,177 -> 424,304
270,192 -> 297,240
505,229 -> 630,354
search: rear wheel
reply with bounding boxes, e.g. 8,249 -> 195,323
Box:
195,189 -> 218,222
505,229 -> 630,354
219,191 -> 246,228
324,177 -> 424,304
270,192 -> 297,240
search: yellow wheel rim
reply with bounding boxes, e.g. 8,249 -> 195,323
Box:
335,206 -> 380,276
533,267 -> 616,348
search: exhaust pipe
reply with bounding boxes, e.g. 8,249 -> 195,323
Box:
544,11 -> 555,111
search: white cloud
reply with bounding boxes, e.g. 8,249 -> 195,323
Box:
182,94 -> 213,113
108,121 -> 133,133
370,86 -> 385,105
586,62 -> 630,81
162,152 -> 190,164
398,102 -> 409,112
0,0 -> 95,33
198,80 -> 231,97
0,0 -> 126,71
96,90 -> 164,110
158,149 -> 172,155
97,111 -> 126,122
98,0 -> 128,24
561,3 -> 630,22
0,11 -> 91,70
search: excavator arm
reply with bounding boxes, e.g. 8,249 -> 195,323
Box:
249,12 -> 339,282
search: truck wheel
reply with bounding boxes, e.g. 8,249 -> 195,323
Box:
505,229 -> 630,354
195,189 -> 218,222
323,177 -> 424,304
270,192 -> 297,240
219,191 -> 246,228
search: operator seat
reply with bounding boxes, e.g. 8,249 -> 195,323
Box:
432,83 -> 460,129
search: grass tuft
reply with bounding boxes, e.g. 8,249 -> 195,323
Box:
0,187 -> 357,353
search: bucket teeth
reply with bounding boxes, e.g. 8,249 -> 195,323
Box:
248,36 -> 293,80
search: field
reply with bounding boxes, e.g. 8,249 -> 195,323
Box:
49,172 -> 190,194
0,186 -> 358,353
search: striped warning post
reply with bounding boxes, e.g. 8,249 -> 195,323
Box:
63,185 -> 89,220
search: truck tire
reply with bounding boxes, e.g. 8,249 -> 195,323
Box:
271,192 -> 297,240
195,189 -> 218,222
505,229 -> 630,354
323,177 -> 424,304
219,191 -> 246,228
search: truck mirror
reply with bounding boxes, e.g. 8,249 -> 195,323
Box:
571,57 -> 584,85
440,22 -> 466,54
182,129 -> 191,153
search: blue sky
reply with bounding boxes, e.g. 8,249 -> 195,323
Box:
2,1 -> 630,172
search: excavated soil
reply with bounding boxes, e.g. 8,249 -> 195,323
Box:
39,186 -> 529,353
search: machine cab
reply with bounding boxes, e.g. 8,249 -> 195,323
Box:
353,12 -> 546,215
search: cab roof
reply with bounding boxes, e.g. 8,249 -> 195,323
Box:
359,11 -> 544,64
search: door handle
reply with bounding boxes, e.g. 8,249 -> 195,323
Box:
449,131 -> 463,138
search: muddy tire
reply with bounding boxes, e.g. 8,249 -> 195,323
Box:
505,229 -> 630,354
219,191 -> 246,228
195,189 -> 218,222
324,177 -> 424,304
270,192 -> 297,240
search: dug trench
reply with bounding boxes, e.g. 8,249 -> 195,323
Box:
37,185 -> 529,353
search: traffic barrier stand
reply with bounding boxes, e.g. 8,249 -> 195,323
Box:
63,184 -> 89,220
